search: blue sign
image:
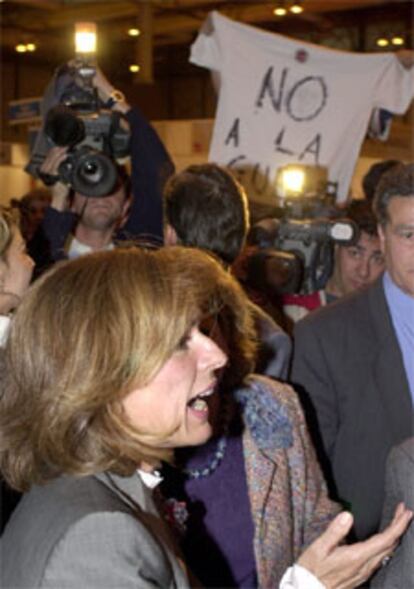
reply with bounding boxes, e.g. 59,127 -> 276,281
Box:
8,98 -> 42,125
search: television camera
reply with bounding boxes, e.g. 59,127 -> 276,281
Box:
26,25 -> 130,197
248,165 -> 358,295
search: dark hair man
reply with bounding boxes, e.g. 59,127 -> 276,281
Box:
164,163 -> 249,266
291,163 -> 414,540
40,151 -> 132,260
324,199 -> 385,300
164,163 -> 291,380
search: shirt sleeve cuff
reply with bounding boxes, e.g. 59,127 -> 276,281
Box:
280,564 -> 326,589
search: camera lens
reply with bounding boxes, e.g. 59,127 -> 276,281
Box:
72,150 -> 117,197
83,160 -> 100,180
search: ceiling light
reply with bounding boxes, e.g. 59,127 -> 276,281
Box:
128,28 -> 140,37
273,6 -> 287,17
290,2 -> 303,14
376,37 -> 389,47
391,35 -> 404,46
15,43 -> 27,53
26,43 -> 36,52
129,64 -> 140,73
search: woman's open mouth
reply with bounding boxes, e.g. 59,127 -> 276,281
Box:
187,384 -> 216,416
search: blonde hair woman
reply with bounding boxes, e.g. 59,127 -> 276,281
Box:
0,247 -> 410,589
0,246 -> 245,588
0,207 -> 34,345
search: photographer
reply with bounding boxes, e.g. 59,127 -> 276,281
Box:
37,66 -> 174,263
323,200 -> 384,300
40,151 -> 131,260
282,199 -> 384,323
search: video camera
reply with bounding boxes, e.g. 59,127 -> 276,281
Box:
248,165 -> 357,294
26,59 -> 130,197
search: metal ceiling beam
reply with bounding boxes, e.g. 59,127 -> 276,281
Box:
5,0 -> 59,9
1,0 -> 408,53
3,0 -> 394,29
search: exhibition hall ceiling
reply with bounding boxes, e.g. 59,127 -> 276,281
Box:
1,0 -> 412,76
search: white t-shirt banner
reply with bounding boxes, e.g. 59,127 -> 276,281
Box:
190,12 -> 414,204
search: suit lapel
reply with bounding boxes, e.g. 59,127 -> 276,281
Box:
369,280 -> 413,440
242,429 -> 293,589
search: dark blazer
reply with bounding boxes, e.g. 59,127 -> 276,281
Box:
0,471 -> 189,588
372,437 -> 414,588
291,276 -> 413,540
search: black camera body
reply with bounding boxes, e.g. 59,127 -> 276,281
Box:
273,215 -> 356,294
26,61 -> 130,197
249,195 -> 357,295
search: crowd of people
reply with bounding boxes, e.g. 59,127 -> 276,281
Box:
0,64 -> 413,589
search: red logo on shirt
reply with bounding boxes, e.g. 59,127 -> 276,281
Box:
296,49 -> 308,63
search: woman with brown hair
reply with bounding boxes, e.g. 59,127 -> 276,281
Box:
0,246 -> 410,589
0,245 -> 243,588
0,207 -> 34,529
0,207 -> 34,344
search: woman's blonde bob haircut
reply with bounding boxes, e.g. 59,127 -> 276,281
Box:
0,246 -> 256,491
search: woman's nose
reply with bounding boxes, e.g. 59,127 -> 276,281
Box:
198,331 -> 228,372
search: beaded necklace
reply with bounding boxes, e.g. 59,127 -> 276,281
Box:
183,434 -> 228,479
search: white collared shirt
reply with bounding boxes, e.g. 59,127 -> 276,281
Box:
280,565 -> 325,589
67,237 -> 115,260
137,468 -> 163,490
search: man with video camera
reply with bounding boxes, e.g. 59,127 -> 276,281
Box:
33,64 -> 173,264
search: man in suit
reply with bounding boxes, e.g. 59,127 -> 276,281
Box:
372,437 -> 414,588
291,163 -> 414,540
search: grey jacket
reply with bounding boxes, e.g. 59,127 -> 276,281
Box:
291,277 -> 413,540
1,471 -> 189,588
251,300 -> 292,381
372,438 -> 414,589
